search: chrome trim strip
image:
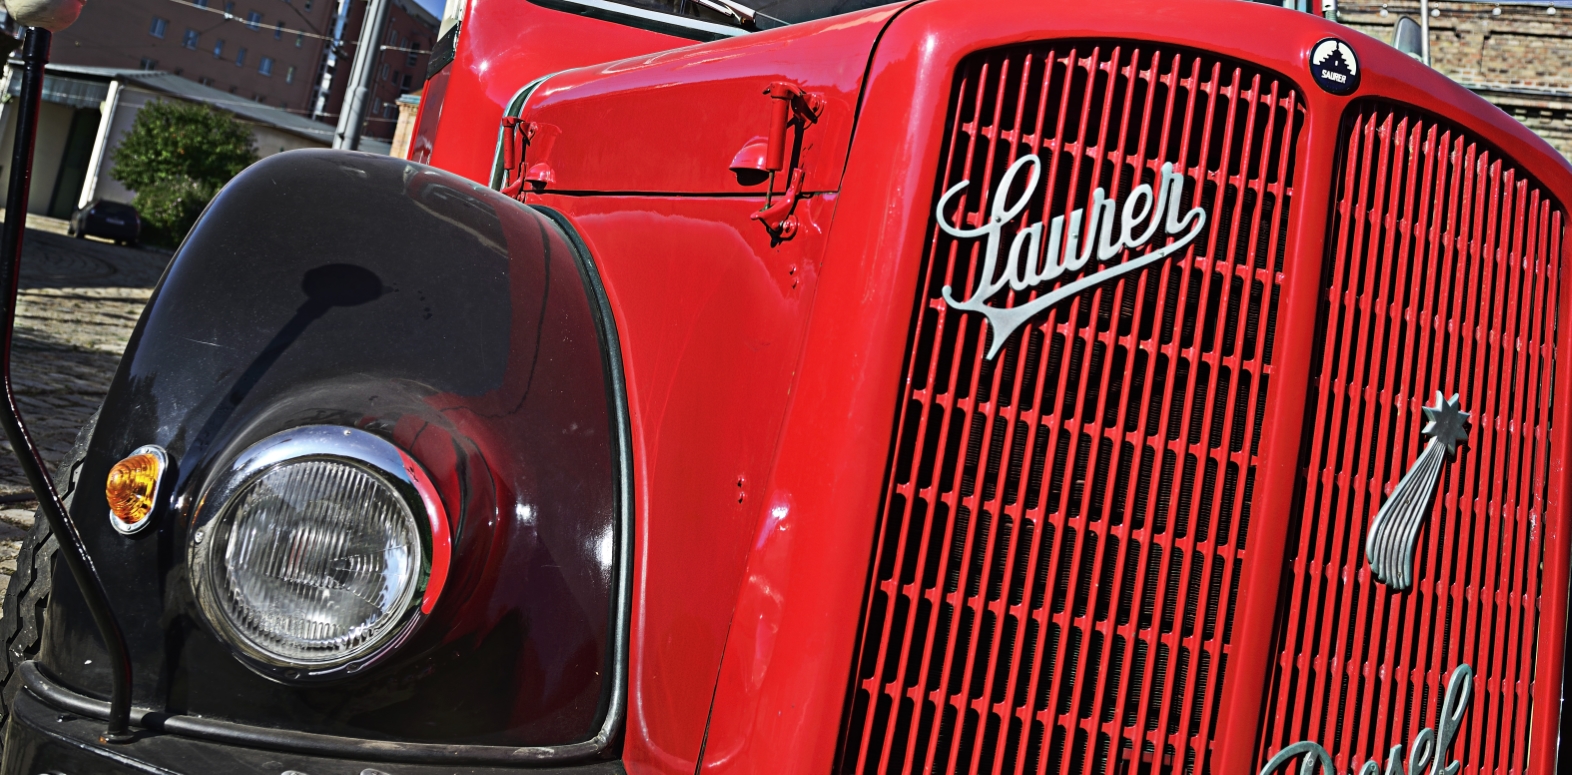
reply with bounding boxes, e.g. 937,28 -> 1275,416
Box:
188,426 -> 435,677
19,661 -> 604,765
533,203 -> 637,758
489,74 -> 557,191
542,0 -> 746,38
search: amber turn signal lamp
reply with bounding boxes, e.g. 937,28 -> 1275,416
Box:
106,445 -> 167,535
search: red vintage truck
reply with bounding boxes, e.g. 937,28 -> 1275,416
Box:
0,1 -> 1567,774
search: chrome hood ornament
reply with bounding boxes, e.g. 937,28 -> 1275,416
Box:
1366,391 -> 1470,591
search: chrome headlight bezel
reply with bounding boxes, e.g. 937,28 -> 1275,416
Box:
188,425 -> 450,680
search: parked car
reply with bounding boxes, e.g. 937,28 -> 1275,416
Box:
67,199 -> 140,245
3,0 -> 1570,774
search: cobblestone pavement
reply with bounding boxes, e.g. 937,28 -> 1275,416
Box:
0,219 -> 169,582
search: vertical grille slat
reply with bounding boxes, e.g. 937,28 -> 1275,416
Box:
1254,102 -> 1564,775
840,42 -> 1302,775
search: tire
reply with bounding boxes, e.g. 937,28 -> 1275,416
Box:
0,410 -> 97,736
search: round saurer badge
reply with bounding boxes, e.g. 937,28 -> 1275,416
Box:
1309,38 -> 1360,95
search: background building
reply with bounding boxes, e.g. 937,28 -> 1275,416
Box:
0,63 -> 334,218
1336,0 -> 1572,159
36,0 -> 437,142
44,0 -> 338,116
321,0 -> 437,140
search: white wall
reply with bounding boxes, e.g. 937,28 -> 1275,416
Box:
0,100 -> 78,214
77,84 -> 158,207
251,124 -> 328,158
80,85 -> 328,208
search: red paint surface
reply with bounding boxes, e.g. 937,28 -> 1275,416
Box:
839,40 -> 1304,775
424,0 -> 694,184
430,0 -> 1572,772
1255,102 -> 1565,775
528,192 -> 838,773
400,446 -> 453,615
410,65 -> 450,166
519,5 -> 899,194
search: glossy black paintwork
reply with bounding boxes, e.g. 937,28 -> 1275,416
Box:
39,150 -> 623,748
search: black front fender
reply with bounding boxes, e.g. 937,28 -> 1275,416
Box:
39,150 -> 630,759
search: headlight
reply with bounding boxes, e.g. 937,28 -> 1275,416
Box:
191,426 -> 449,673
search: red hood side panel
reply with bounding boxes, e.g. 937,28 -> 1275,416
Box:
519,4 -> 906,194
427,0 -> 695,184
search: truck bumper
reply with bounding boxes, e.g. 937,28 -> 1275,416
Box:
2,688 -> 625,775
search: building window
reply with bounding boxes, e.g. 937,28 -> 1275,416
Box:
260,56 -> 274,76
379,63 -> 390,81
149,17 -> 168,38
139,57 -> 158,71
386,28 -> 397,45
285,65 -> 296,84
199,76 -> 213,86
236,47 -> 248,66
295,32 -> 304,47
274,21 -> 284,39
213,39 -> 225,58
194,0 -> 208,6
246,11 -> 262,29
183,29 -> 200,49
224,2 -> 235,14
304,0 -> 312,9
406,50 -> 418,67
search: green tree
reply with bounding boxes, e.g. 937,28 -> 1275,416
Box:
110,100 -> 258,246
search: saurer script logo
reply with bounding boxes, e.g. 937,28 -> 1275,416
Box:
1259,664 -> 1474,775
937,154 -> 1207,359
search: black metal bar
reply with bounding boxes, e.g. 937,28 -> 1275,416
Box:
0,27 -> 133,744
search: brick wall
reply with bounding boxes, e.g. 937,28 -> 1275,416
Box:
1336,1 -> 1572,160
323,0 -> 437,140
51,0 -> 335,116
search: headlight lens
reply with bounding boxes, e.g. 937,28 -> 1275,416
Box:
193,427 -> 441,671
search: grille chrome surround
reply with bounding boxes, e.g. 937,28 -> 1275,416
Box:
839,42 -> 1304,775
1253,102 -> 1566,775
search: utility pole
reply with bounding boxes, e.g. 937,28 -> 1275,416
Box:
333,0 -> 391,150
312,0 -> 351,121
1419,0 -> 1432,66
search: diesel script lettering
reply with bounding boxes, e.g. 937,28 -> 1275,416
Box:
937,154 -> 1207,359
1258,664 -> 1474,775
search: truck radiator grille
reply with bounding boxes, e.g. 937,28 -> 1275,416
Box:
1253,103 -> 1564,775
838,43 -> 1303,774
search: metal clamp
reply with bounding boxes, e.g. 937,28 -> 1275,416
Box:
751,81 -> 823,238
